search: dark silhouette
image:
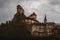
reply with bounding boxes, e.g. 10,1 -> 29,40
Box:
0,5 -> 60,40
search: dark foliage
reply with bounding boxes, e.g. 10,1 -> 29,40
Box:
0,13 -> 31,39
0,13 -> 60,40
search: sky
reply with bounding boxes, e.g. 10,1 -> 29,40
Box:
0,0 -> 60,24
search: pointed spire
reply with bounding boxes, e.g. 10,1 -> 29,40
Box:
45,14 -> 47,20
44,14 -> 47,24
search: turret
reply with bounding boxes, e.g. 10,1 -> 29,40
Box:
17,5 -> 24,14
29,12 -> 37,20
44,14 -> 47,24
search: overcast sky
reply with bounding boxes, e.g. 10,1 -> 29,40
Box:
0,0 -> 60,24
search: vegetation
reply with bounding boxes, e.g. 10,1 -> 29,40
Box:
0,13 -> 60,40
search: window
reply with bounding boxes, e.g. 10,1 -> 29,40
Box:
49,26 -> 52,28
32,20 -> 35,23
29,19 -> 32,23
32,31 -> 39,36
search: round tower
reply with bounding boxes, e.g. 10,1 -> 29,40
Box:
17,5 -> 24,14
29,12 -> 37,20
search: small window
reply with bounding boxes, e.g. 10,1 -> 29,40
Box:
32,20 -> 35,23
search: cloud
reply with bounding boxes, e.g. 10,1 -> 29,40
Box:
49,0 -> 60,5
0,0 -> 60,24
0,0 -> 17,23
0,0 -> 8,8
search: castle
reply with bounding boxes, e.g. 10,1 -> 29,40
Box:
13,5 -> 57,36
0,5 -> 59,37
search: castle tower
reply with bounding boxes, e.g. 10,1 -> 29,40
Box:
29,12 -> 37,20
17,5 -> 24,14
44,14 -> 47,24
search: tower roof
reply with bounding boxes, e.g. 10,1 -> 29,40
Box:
44,14 -> 47,21
30,12 -> 37,16
17,5 -> 23,9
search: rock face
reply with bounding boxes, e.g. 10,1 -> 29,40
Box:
0,5 -> 31,38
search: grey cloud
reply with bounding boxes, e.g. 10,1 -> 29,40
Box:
46,8 -> 60,23
0,0 -> 60,24
17,0 -> 60,23
50,0 -> 60,5
0,0 -> 17,23
0,0 -> 8,8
